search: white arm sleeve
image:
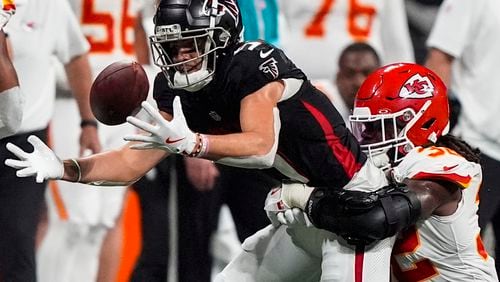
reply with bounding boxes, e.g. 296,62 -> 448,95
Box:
216,107 -> 281,169
0,86 -> 24,139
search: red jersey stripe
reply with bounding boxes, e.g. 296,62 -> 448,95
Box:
302,100 -> 363,178
355,244 -> 365,282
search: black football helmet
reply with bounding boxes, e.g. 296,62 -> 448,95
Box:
150,0 -> 243,91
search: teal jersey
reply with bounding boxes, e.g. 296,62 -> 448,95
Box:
239,0 -> 279,45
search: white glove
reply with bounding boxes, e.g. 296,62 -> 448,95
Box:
0,1 -> 15,30
4,135 -> 64,183
280,208 -> 314,228
264,187 -> 290,227
264,186 -> 315,228
124,97 -> 197,154
264,190 -> 313,228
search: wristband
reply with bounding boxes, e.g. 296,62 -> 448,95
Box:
69,158 -> 82,182
80,119 -> 98,128
197,134 -> 209,158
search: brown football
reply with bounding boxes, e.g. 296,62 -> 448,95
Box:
90,61 -> 149,125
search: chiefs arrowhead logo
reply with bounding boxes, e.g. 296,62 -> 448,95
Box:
399,74 -> 434,99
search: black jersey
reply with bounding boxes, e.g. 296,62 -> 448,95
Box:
153,41 -> 366,189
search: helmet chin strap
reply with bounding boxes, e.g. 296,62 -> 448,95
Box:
173,69 -> 213,92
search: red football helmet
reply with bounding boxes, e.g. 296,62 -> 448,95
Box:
349,63 -> 450,165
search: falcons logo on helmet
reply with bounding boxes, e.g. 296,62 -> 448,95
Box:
203,0 -> 240,26
399,74 -> 434,99
259,58 -> 279,79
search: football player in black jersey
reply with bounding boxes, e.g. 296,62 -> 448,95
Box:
4,0 -> 421,281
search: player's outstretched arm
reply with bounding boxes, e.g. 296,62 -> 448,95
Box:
4,135 -> 168,185
125,81 -> 283,168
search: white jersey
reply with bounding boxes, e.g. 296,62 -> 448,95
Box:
427,0 -> 500,161
38,2 -> 154,282
278,0 -> 414,79
68,0 -> 144,75
220,161 -> 394,282
391,146 -> 498,282
3,0 -> 89,133
49,0 -> 149,230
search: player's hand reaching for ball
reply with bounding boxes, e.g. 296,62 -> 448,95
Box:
124,96 -> 198,155
4,135 -> 64,183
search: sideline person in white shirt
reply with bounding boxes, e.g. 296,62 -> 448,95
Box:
0,0 -> 100,280
0,0 -> 23,139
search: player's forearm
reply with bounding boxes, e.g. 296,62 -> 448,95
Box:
134,12 -> 150,65
204,132 -> 275,159
0,31 -> 18,91
65,53 -> 95,121
406,179 -> 460,218
206,92 -> 281,164
201,131 -> 278,169
425,48 -> 454,87
62,144 -> 169,185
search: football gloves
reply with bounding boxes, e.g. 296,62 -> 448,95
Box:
4,135 -> 64,183
1,0 -> 15,30
264,186 -> 314,228
124,96 -> 197,155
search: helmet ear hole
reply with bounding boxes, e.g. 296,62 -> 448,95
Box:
421,118 -> 436,130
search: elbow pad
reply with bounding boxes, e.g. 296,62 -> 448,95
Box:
0,86 -> 24,139
216,107 -> 280,169
305,183 -> 421,245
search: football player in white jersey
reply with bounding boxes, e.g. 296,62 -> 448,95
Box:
235,63 -> 497,281
0,0 -> 23,139
347,63 -> 498,281
38,1 -> 152,281
278,0 -> 414,79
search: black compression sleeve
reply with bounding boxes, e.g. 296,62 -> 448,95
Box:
305,184 -> 422,245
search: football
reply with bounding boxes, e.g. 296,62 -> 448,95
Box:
90,61 -> 149,125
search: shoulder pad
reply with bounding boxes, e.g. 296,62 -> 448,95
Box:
223,40 -> 304,100
393,146 -> 480,189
